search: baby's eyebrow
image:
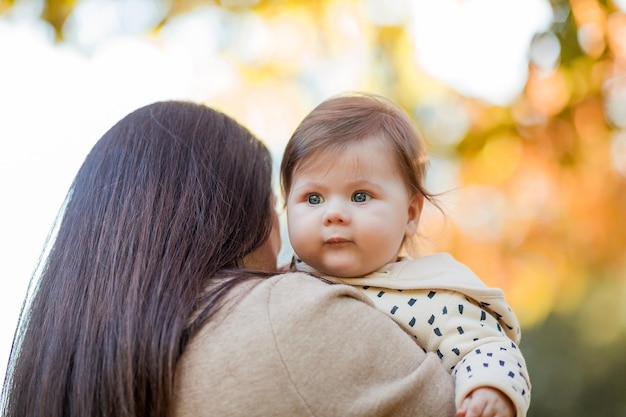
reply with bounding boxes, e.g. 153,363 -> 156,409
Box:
291,180 -> 324,191
289,182 -> 325,198
290,178 -> 385,195
345,179 -> 384,190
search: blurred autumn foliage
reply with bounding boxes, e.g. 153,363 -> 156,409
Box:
2,0 -> 626,415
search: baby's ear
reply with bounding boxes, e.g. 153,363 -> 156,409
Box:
405,193 -> 424,237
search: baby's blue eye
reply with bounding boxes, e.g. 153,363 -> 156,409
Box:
352,192 -> 370,203
307,194 -> 323,205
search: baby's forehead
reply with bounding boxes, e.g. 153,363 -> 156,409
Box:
294,149 -> 367,177
295,146 -> 402,184
295,146 -> 349,171
297,135 -> 394,166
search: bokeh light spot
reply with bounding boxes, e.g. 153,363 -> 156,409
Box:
610,130 -> 626,176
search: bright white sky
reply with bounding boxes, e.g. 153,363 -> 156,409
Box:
0,0 -> 552,383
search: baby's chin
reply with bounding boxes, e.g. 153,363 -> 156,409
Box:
316,262 -> 373,279
298,253 -> 378,278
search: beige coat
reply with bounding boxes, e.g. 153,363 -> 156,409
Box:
174,272 -> 456,417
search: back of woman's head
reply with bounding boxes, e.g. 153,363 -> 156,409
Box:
73,101 -> 273,274
280,92 -> 433,203
2,101 -> 273,417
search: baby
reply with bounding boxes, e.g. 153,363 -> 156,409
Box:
280,92 -> 531,417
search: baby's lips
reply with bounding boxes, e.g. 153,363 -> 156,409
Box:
326,237 -> 349,244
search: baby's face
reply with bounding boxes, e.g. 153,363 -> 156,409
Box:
285,136 -> 421,278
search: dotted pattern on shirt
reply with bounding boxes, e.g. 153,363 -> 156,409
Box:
359,286 -> 531,412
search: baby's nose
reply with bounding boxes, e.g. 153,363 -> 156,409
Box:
323,203 -> 350,225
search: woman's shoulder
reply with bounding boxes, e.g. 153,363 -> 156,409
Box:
246,272 -> 458,416
174,273 -> 371,415
226,272 -> 379,335
175,271 -> 456,417
179,271 -> 372,369
256,271 -> 376,328
259,271 -> 373,305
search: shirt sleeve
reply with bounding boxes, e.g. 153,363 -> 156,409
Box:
357,287 -> 531,417
268,274 -> 458,417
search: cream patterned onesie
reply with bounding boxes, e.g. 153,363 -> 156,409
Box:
295,252 -> 531,417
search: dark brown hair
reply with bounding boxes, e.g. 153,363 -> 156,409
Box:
1,101 -> 275,417
280,92 -> 436,206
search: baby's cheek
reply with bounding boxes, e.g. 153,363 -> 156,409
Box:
360,227 -> 403,262
290,228 -> 319,260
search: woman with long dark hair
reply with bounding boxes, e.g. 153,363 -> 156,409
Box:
1,101 -> 456,417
